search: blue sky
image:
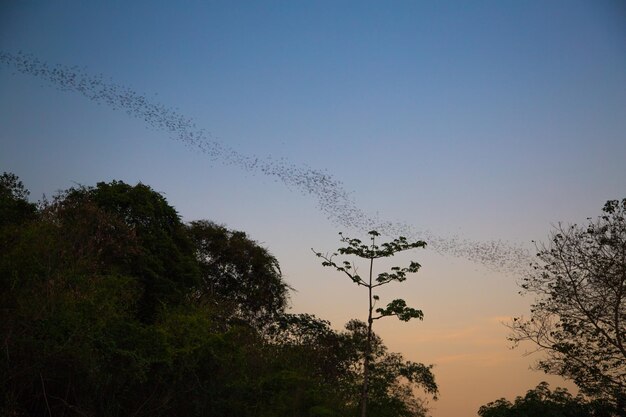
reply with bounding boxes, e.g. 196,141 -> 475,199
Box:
1,1 -> 625,416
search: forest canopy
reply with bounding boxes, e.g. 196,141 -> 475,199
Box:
0,172 -> 436,417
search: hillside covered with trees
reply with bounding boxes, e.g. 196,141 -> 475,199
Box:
0,172 -> 437,417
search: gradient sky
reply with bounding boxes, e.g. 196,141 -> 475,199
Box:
1,1 -> 625,416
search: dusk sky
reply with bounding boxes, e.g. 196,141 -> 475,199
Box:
1,1 -> 625,416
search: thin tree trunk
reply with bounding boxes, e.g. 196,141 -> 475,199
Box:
360,255 -> 375,417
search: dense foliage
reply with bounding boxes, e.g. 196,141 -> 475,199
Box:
509,199 -> 626,413
478,382 -> 617,417
1,173 -> 435,417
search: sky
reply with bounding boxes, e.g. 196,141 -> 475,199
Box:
1,1 -> 625,416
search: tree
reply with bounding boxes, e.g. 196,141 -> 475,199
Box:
61,180 -> 201,321
313,231 -> 436,417
264,313 -> 358,416
2,173 -> 349,417
509,199 -> 626,413
1,179 -> 150,416
341,319 -> 436,417
478,381 -> 615,417
187,220 -> 289,325
2,173 -> 436,416
266,315 -> 436,417
0,171 -> 36,227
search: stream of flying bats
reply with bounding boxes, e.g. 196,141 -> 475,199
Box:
1,51 -> 530,274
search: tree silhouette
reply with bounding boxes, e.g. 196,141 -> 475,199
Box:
313,231 -> 436,417
2,173 -> 438,416
509,199 -> 626,414
478,381 -> 617,417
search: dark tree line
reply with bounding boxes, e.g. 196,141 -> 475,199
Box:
0,172 -> 436,417
478,382 -> 617,417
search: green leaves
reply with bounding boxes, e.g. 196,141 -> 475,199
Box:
375,299 -> 423,322
334,231 -> 426,260
188,220 -> 288,323
0,171 -> 37,227
478,382 -> 617,417
313,231 -> 427,323
375,261 -> 421,286
399,362 -> 438,397
2,174 -> 436,417
313,231 -> 425,290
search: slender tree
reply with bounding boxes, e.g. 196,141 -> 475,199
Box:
313,230 -> 433,417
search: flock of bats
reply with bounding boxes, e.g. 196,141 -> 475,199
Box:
1,51 -> 531,274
